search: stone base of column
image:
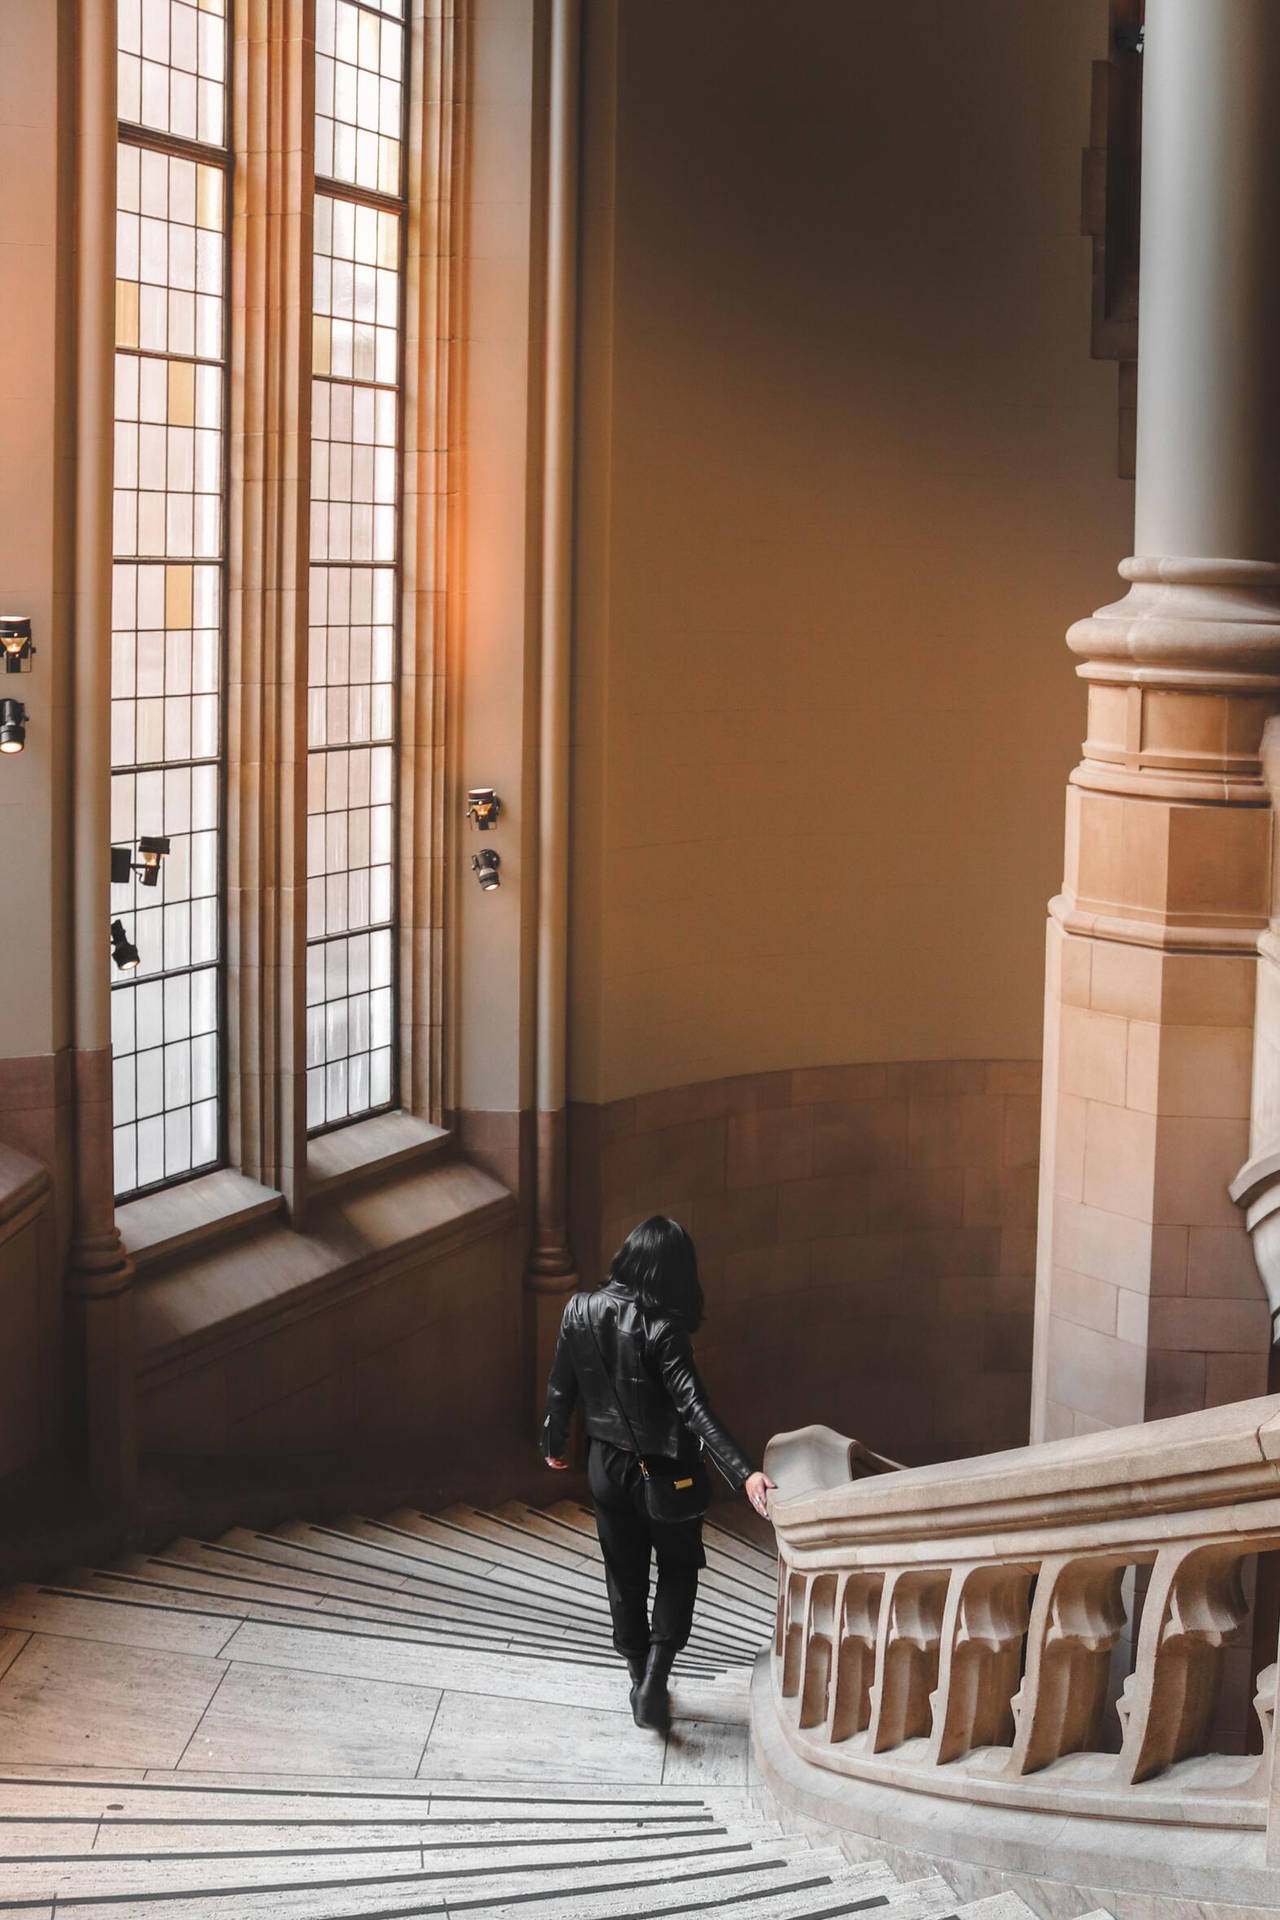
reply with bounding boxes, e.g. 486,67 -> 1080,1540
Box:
64,1047 -> 137,1503
1033,914 -> 1268,1440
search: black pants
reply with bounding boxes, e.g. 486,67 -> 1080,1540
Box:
588,1439 -> 706,1660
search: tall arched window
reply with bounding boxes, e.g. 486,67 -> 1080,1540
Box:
108,0 -> 447,1217
111,0 -> 230,1199
306,0 -> 407,1134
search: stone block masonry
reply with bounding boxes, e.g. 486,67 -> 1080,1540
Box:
569,1061 -> 1040,1467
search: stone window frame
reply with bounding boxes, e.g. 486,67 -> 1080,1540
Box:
115,0 -> 463,1256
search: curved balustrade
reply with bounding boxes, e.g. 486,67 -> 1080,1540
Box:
754,1400 -> 1280,1917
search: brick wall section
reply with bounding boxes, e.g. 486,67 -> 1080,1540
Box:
568,1060 -> 1041,1469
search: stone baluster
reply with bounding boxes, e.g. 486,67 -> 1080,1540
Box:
867,1568 -> 949,1753
1248,1661 -> 1280,1865
798,1575 -> 838,1730
1116,1544 -> 1250,1784
779,1567 -> 808,1698
828,1572 -> 885,1743
927,1564 -> 1034,1765
1006,1555 -> 1129,1776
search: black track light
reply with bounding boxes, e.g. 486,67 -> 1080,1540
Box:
0,698 -> 27,755
110,919 -> 141,973
472,848 -> 501,891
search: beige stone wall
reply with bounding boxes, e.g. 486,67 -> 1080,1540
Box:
569,1061 -> 1039,1465
570,0 -> 1133,1106
1034,920 -> 1269,1439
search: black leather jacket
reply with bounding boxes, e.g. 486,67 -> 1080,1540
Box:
541,1280 -> 757,1490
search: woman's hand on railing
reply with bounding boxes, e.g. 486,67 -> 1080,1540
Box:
746,1470 -> 776,1517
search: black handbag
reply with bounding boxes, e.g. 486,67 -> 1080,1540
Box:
585,1304 -> 711,1524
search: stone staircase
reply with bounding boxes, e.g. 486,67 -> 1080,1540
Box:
0,1499 -> 1107,1920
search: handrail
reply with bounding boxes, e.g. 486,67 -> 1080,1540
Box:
761,1403 -> 1280,1868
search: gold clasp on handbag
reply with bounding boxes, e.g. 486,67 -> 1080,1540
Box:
674,1477 -> 694,1490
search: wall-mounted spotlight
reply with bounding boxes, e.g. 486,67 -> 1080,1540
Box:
110,835 -> 172,887
472,848 -> 502,891
0,616 -> 33,675
110,919 -> 141,973
0,699 -> 27,755
466,787 -> 502,830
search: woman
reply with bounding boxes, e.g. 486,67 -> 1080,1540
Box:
542,1215 -> 776,1733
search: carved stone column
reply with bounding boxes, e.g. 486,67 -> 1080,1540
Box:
1034,0 -> 1280,1439
526,0 -> 583,1402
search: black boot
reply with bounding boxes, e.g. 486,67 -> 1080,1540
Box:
626,1653 -> 645,1688
632,1640 -> 676,1732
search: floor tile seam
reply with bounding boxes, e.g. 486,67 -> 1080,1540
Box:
413,1689 -> 445,1780
170,1662 -> 233,1777
0,1632 -> 32,1686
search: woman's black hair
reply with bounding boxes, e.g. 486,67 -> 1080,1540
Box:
606,1215 -> 704,1332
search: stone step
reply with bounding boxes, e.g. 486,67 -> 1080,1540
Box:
447,1502 -> 778,1603
57,1566 -> 635,1672
0,1821 -> 823,1898
343,1513 -> 769,1658
545,1499 -> 778,1581
0,1497 -> 1110,1920
493,1501 -> 779,1597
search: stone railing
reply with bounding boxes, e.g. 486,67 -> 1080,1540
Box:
754,1398 -> 1280,1918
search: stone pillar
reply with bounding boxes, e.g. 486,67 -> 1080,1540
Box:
526,0 -> 583,1408
65,0 -> 137,1500
1032,0 -> 1280,1440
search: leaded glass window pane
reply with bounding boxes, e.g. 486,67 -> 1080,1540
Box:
306,189 -> 401,1132
112,12 -> 229,1200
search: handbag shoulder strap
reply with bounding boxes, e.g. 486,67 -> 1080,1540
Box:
581,1292 -> 649,1470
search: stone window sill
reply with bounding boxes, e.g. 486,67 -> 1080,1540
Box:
306,1110 -> 451,1201
134,1153 -> 515,1386
118,1168 -> 284,1277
